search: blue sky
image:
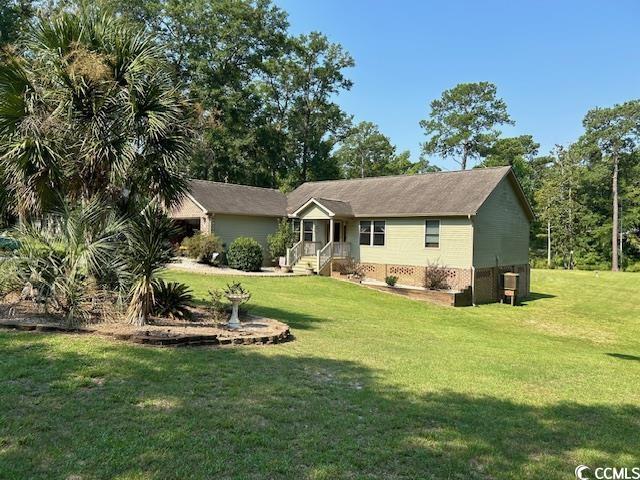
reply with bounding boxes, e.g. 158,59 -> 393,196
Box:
275,0 -> 640,170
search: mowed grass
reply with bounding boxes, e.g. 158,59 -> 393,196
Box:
1,270 -> 639,479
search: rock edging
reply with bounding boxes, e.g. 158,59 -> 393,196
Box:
0,319 -> 292,347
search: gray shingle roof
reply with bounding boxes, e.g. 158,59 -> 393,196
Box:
185,167 -> 533,220
187,179 -> 287,217
286,166 -> 531,218
293,198 -> 354,217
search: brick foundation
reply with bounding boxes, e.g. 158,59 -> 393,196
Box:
332,259 -> 472,291
332,259 -> 531,304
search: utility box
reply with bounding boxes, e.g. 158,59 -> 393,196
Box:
503,272 -> 520,291
501,272 -> 520,306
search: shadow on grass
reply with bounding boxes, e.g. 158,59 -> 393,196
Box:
0,333 -> 638,479
186,300 -> 329,331
247,304 -> 330,330
606,353 -> 640,362
518,291 -> 557,305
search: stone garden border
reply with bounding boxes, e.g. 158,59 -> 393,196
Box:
0,317 -> 292,348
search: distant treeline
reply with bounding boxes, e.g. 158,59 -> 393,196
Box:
1,0 -> 638,270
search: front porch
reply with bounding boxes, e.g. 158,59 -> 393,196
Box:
286,198 -> 354,274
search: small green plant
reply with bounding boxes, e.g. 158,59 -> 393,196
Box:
207,288 -> 229,320
181,233 -> 223,264
152,279 -> 193,320
385,275 -> 398,287
267,219 -> 297,261
224,282 -> 250,298
226,237 -> 263,271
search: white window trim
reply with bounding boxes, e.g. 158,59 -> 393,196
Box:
303,220 -> 314,242
425,219 -> 441,249
359,220 -> 385,247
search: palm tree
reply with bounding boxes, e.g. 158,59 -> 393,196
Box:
0,7 -> 191,219
10,197 -> 127,325
124,203 -> 177,326
0,166 -> 13,228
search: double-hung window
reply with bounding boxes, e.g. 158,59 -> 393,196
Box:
359,220 -> 385,246
425,220 -> 440,248
292,219 -> 301,240
303,221 -> 313,242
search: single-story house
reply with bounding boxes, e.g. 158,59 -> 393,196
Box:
170,166 -> 533,303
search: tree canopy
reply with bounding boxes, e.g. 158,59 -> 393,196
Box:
335,121 -> 416,179
2,1 -> 640,271
0,7 -> 192,218
580,100 -> 640,270
477,135 -> 548,202
420,82 -> 513,170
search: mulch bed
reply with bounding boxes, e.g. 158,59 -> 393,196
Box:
0,299 -> 292,347
330,273 -> 473,307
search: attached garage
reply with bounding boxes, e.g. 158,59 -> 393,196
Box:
169,180 -> 287,265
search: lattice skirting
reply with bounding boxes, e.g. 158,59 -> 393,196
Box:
332,260 -> 472,291
331,260 -> 531,303
474,264 -> 531,303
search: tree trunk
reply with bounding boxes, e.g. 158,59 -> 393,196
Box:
611,157 -> 619,272
461,145 -> 469,170
301,142 -> 309,183
547,220 -> 551,268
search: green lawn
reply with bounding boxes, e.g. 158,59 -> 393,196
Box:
1,270 -> 639,479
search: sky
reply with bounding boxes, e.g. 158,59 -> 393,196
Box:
274,0 -> 640,170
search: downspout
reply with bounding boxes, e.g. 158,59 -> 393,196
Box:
469,214 -> 477,307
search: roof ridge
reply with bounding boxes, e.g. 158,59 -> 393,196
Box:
312,197 -> 350,203
297,166 -> 511,187
189,178 -> 283,193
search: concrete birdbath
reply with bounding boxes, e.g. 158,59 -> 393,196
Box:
224,283 -> 251,329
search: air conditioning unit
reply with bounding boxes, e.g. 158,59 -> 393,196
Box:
503,272 -> 519,291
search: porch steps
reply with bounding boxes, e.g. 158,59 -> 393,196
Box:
292,256 -> 318,274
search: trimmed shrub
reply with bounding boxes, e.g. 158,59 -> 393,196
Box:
226,237 -> 263,272
152,279 -> 193,320
385,275 -> 398,287
181,233 -> 223,264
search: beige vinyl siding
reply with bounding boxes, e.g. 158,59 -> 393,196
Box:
298,203 -> 331,219
473,177 -> 530,268
170,196 -> 205,219
346,217 -> 473,268
213,214 -> 280,265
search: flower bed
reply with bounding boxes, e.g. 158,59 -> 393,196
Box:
331,272 -> 472,307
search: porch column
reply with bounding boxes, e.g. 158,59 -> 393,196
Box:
329,218 -> 334,247
200,214 -> 214,234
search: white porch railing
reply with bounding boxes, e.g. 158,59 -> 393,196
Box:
317,241 -> 333,272
287,240 -> 352,270
303,241 -> 322,256
286,240 -> 303,267
333,242 -> 351,258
